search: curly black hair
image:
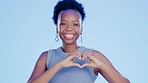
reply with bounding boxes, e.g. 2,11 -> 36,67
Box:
52,0 -> 85,25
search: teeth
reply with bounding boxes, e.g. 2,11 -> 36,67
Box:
64,34 -> 74,39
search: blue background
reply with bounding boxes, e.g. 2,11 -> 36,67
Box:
0,0 -> 148,83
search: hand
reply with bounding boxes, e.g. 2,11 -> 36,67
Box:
59,50 -> 82,68
81,51 -> 104,68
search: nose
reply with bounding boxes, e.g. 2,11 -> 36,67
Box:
66,24 -> 73,31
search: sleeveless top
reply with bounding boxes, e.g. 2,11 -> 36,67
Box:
46,46 -> 97,83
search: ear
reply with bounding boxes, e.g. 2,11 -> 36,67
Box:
56,27 -> 58,33
80,26 -> 83,35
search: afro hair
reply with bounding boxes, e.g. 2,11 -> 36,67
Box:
52,0 -> 85,25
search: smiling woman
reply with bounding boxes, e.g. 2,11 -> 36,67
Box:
27,0 -> 130,83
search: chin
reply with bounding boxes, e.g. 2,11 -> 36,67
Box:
65,41 -> 76,45
63,40 -> 77,45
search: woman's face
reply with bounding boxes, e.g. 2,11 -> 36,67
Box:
57,9 -> 82,45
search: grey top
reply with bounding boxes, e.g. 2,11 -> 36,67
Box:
46,46 -> 97,83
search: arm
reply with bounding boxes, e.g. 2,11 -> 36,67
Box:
27,51 -> 63,83
94,50 -> 130,83
27,50 -> 82,83
82,50 -> 130,83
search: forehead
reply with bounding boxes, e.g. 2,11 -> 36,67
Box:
59,9 -> 81,20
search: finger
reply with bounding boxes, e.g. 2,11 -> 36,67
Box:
81,51 -> 87,59
72,63 -> 82,68
76,53 -> 82,60
86,55 -> 93,59
82,55 -> 87,60
81,63 -> 91,68
84,52 -> 94,60
72,51 -> 82,60
82,50 -> 87,55
67,55 -> 77,60
82,51 -> 91,59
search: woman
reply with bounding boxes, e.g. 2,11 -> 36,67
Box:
28,0 -> 130,83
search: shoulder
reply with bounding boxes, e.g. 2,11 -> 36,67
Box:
92,50 -> 110,64
28,51 -> 48,80
39,51 -> 48,60
83,46 -> 109,62
92,50 -> 104,57
39,49 -> 56,60
36,51 -> 48,66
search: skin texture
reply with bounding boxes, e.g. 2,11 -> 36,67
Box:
28,9 -> 130,83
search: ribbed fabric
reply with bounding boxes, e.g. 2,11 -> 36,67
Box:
46,46 -> 97,83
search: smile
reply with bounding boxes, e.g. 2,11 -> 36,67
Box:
64,34 -> 74,39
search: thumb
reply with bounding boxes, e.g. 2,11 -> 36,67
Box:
72,63 -> 81,68
81,63 -> 91,68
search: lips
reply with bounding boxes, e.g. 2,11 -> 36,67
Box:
64,34 -> 74,39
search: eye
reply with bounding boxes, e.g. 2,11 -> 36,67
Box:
73,23 -> 79,27
60,22 -> 66,25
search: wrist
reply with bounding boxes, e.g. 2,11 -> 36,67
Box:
56,62 -> 64,69
98,63 -> 108,71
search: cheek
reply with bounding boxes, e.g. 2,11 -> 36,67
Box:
75,28 -> 81,34
59,27 -> 65,33
58,25 -> 64,32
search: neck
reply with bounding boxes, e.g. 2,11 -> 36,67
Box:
62,43 -> 79,53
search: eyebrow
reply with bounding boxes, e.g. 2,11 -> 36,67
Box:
61,20 -> 80,22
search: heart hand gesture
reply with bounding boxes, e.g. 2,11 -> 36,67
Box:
59,50 -> 104,69
59,50 -> 82,68
81,51 -> 103,68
